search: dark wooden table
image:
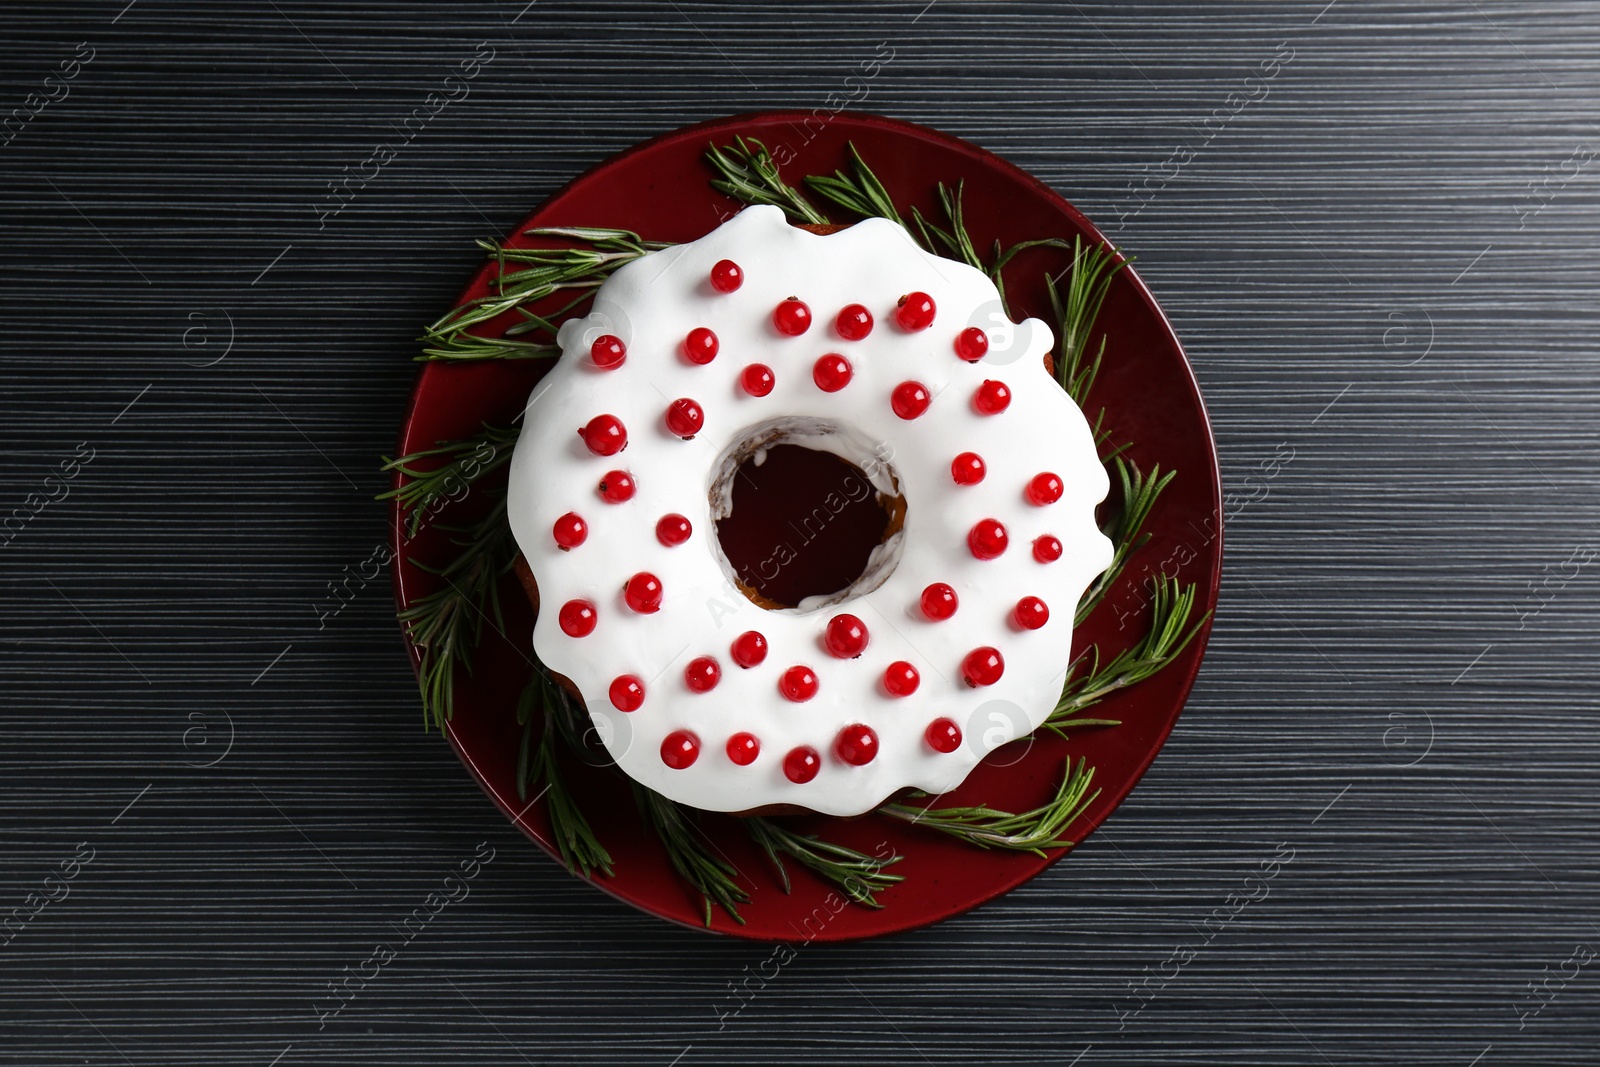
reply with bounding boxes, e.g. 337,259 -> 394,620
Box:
3,2 -> 1596,1063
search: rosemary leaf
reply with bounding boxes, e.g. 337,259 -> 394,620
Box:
879,757 -> 1100,857
1075,456 -> 1176,626
633,784 -> 749,926
704,137 -> 829,226
745,818 -> 904,908
1049,235 -> 1130,406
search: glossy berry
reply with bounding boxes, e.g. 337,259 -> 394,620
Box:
974,379 -> 1012,415
835,724 -> 879,766
731,630 -> 768,668
558,599 -> 597,638
710,259 -> 743,293
740,363 -> 775,397
779,665 -> 818,702
813,354 -> 852,392
660,730 -> 700,770
954,327 -> 989,362
684,327 -> 718,365
598,470 -> 635,503
895,291 -> 936,331
883,661 -> 920,697
1033,534 -> 1063,563
968,518 -> 1009,560
726,732 -> 761,766
891,381 -> 931,420
665,397 -> 704,438
580,414 -> 627,455
926,717 -> 962,753
783,745 -> 821,784
836,304 -> 873,340
624,572 -> 663,613
824,614 -> 869,658
684,656 -> 721,692
1027,472 -> 1064,505
552,512 -> 587,550
920,582 -> 958,620
951,452 -> 986,485
590,334 -> 626,369
774,298 -> 812,336
609,674 -> 645,712
655,513 -> 692,546
1014,596 -> 1050,630
962,646 -> 1005,687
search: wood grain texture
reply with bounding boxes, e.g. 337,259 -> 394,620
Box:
2,1 -> 1598,1063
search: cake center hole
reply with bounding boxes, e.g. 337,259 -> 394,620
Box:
715,444 -> 900,609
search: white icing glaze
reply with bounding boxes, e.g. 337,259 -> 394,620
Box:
507,205 -> 1112,817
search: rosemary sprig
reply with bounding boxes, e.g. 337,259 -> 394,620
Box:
632,783 -> 749,927
911,181 -> 985,270
1048,576 -> 1208,734
1046,235 -> 1129,406
396,496 -> 516,729
419,228 -> 666,361
705,137 -> 829,226
518,675 -> 614,878
880,757 -> 1099,857
1075,456 -> 1175,627
378,424 -> 520,537
745,818 -> 904,908
802,142 -> 904,227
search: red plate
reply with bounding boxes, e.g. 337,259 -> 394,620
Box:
390,111 -> 1222,941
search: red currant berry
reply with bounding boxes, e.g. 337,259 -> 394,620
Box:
891,381 -> 931,420
921,582 -> 959,620
740,363 -> 775,397
624,572 -> 662,613
1014,596 -> 1050,630
1027,472 -> 1064,505
684,327 -> 718,365
655,513 -> 692,546
598,470 -> 635,503
665,397 -> 704,438
974,380 -> 1012,415
684,656 -> 721,692
609,675 -> 645,712
962,646 -> 1005,687
552,512 -> 587,549
824,614 -> 869,658
836,304 -> 873,340
661,730 -> 700,770
883,661 -> 920,697
579,414 -> 627,455
895,291 -> 936,331
813,354 -> 852,392
731,630 -> 768,668
726,732 -> 761,766
1033,535 -> 1063,563
835,724 -> 879,766
954,327 -> 989,362
968,518 -> 1009,560
710,259 -> 743,293
774,298 -> 812,336
783,745 -> 821,784
926,717 -> 962,753
558,599 -> 597,637
951,452 -> 986,485
590,334 -> 626,369
779,665 -> 818,702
